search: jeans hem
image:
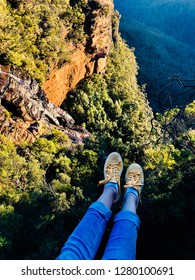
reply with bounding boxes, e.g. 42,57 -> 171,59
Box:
114,210 -> 140,229
89,201 -> 112,223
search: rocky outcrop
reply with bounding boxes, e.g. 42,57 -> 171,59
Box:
43,0 -> 115,106
0,67 -> 90,144
0,0 -> 117,144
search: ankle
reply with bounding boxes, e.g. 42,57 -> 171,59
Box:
103,186 -> 117,198
97,185 -> 117,209
122,192 -> 138,213
124,187 -> 139,199
105,181 -> 119,201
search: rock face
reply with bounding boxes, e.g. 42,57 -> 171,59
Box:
43,0 -> 115,106
0,67 -> 90,144
0,0 -> 117,144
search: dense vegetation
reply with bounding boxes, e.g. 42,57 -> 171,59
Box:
0,0 -> 86,82
0,0 -> 194,260
63,40 -> 154,161
114,0 -> 195,111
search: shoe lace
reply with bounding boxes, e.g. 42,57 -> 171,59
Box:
126,172 -> 142,186
124,172 -> 143,200
98,162 -> 120,186
124,171 -> 142,197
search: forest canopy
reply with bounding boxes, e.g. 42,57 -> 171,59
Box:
114,0 -> 195,111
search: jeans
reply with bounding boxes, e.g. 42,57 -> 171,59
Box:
56,201 -> 140,260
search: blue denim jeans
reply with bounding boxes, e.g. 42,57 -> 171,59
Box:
56,201 -> 140,260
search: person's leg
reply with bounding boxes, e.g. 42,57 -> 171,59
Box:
56,152 -> 123,260
56,200 -> 112,260
102,163 -> 144,260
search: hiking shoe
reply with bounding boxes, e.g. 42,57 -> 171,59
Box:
98,152 -> 123,202
124,163 -> 144,198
